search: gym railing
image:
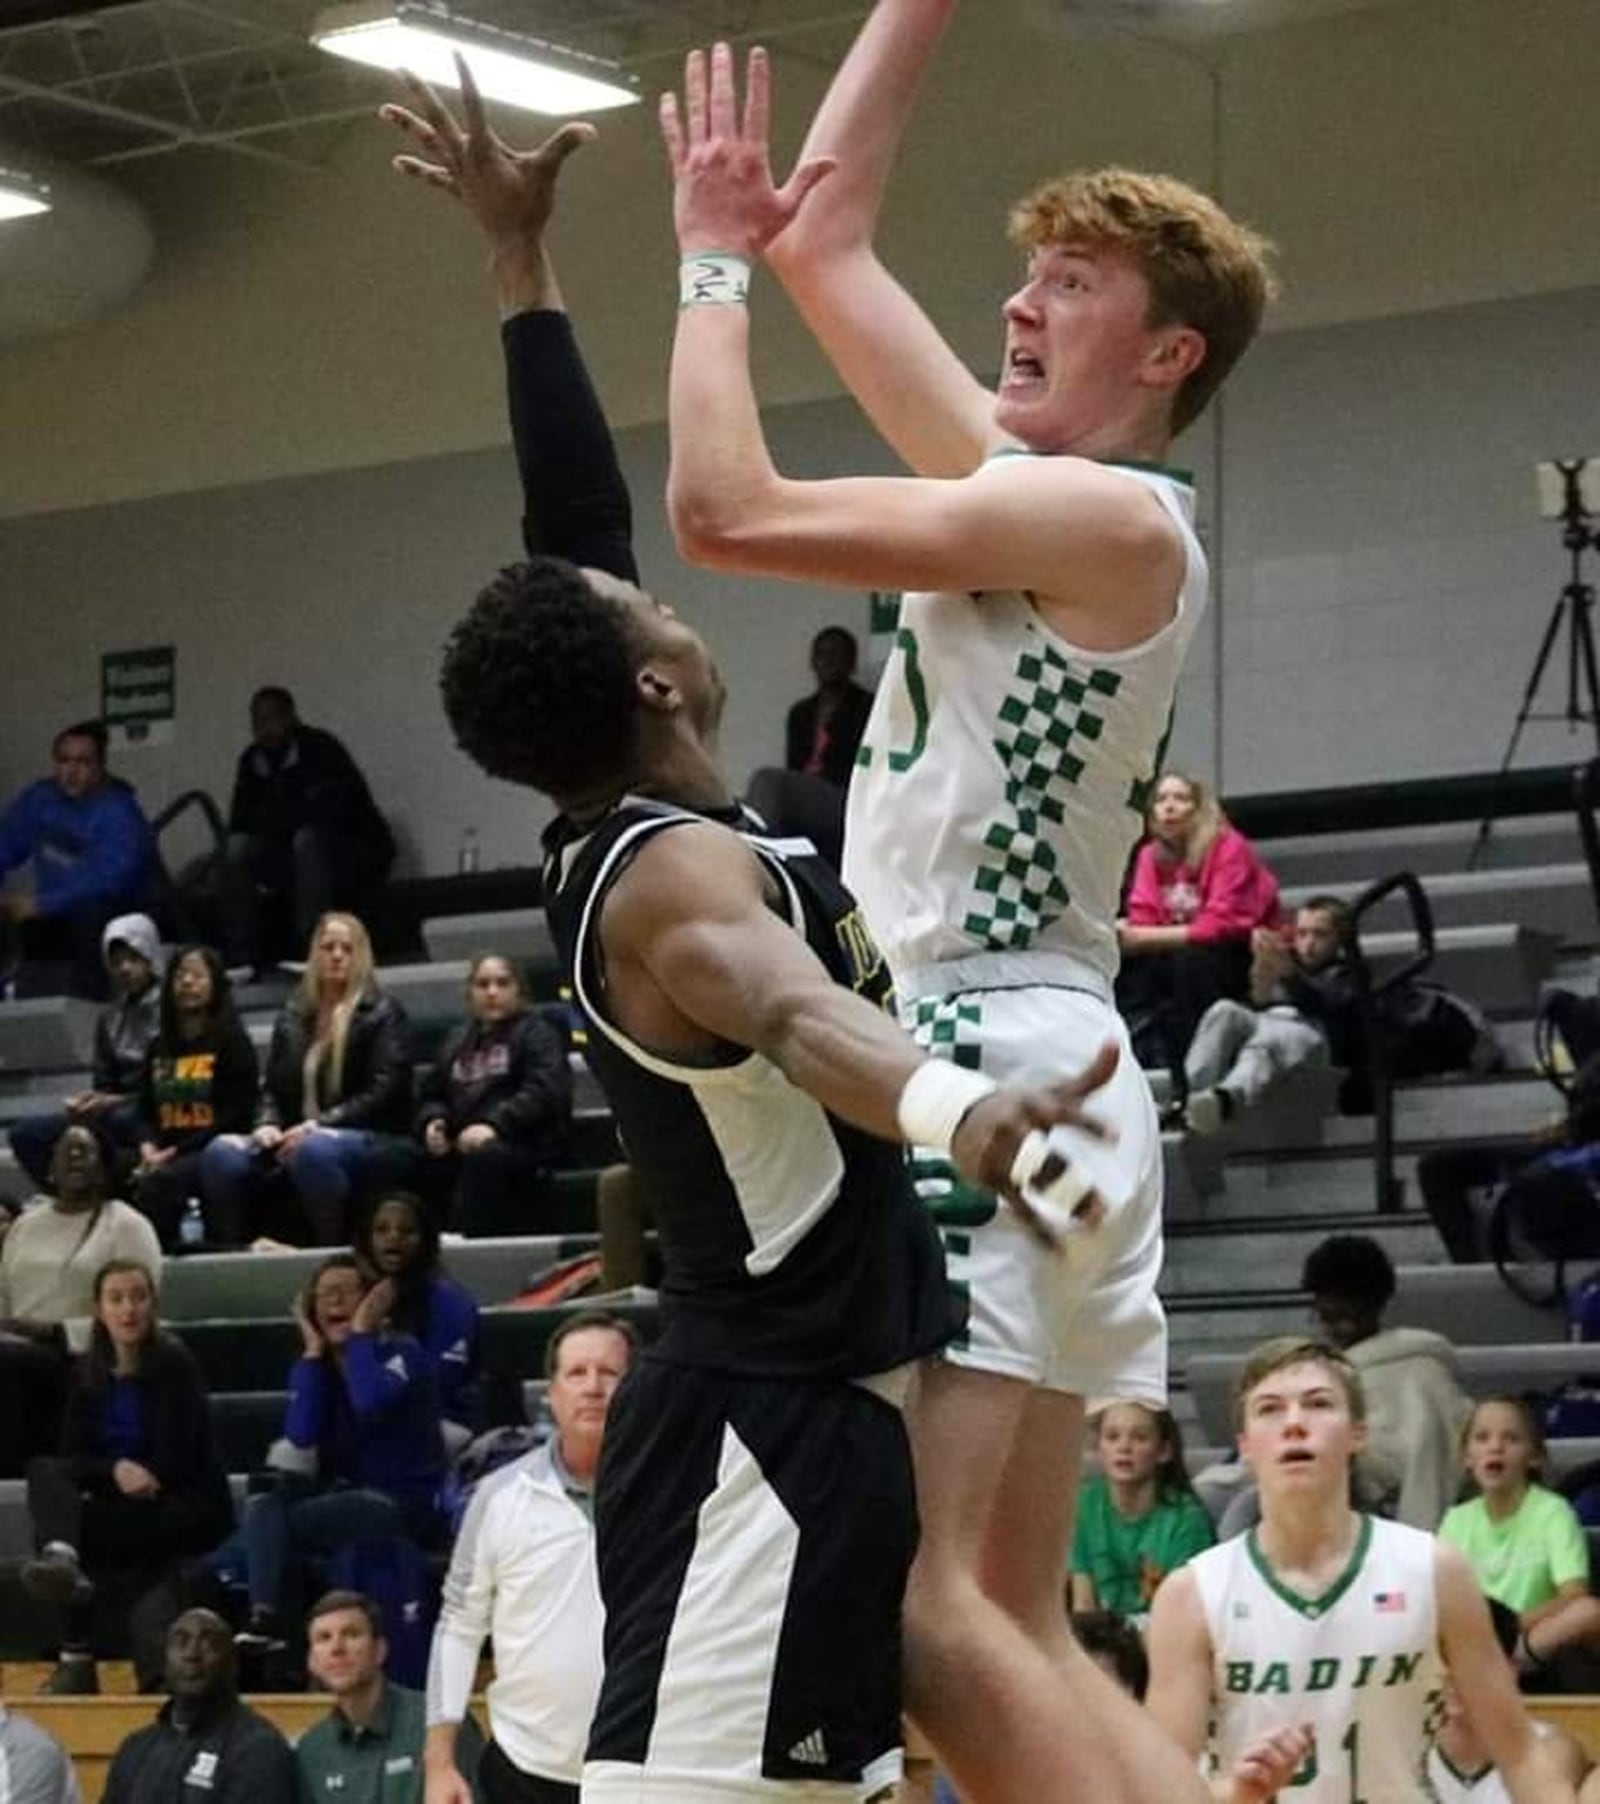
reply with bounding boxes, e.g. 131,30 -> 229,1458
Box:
1345,870 -> 1435,1215
1573,757 -> 1600,928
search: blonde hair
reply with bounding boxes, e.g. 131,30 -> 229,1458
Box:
1152,770 -> 1227,865
295,912 -> 377,1098
1232,1336 -> 1366,1431
1462,1394 -> 1547,1483
1009,166 -> 1276,435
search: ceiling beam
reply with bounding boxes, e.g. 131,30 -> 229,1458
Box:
0,0 -> 144,30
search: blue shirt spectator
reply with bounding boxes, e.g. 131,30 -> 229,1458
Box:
0,720 -> 159,998
353,1193 -> 482,1441
238,1257 -> 446,1658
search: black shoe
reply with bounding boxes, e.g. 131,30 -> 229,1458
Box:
234,1614 -> 293,1693
21,1548 -> 93,1608
41,1655 -> 98,1696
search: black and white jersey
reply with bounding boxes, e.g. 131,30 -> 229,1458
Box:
544,798 -> 959,1380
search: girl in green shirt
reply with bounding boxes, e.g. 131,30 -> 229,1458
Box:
1070,1401 -> 1214,1621
1438,1395 -> 1600,1675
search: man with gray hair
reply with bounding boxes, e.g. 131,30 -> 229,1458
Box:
424,1313 -> 638,1804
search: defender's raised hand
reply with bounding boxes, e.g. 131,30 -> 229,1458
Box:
381,53 -> 595,250
951,1042 -> 1122,1247
661,42 -> 834,259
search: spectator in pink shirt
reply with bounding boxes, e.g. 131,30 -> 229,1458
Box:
1115,773 -> 1282,1093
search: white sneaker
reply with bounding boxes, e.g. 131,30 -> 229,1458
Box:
1185,1088 -> 1228,1137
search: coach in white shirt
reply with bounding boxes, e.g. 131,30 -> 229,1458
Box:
424,1311 -> 639,1804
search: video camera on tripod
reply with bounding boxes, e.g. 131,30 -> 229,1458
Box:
1471,459 -> 1600,865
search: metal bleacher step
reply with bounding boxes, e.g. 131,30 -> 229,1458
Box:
178,1295 -> 661,1393
1361,924 -> 1561,1014
1201,1151 -> 1421,1219
1162,1211 -> 1445,1296
422,909 -> 557,968
1313,1074 -> 1554,1149
1255,814 -> 1583,888
159,1229 -> 605,1319
0,998 -> 99,1076
1180,1074 -> 1551,1166
1167,1260 -> 1565,1370
1285,862 -> 1597,946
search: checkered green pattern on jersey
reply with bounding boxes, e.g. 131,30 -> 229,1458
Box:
962,642 -> 1123,950
903,996 -> 997,1233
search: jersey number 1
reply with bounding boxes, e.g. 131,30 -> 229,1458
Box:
1287,1724 -> 1364,1802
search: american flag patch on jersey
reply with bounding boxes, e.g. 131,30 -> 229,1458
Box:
1373,1590 -> 1406,1612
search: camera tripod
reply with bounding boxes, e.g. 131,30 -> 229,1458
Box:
1470,460 -> 1600,867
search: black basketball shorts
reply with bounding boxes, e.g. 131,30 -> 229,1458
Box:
582,1355 -> 915,1802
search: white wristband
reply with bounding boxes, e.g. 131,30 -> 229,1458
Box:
680,252 -> 751,309
897,1060 -> 998,1156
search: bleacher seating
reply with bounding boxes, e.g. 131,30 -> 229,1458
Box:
0,998 -> 99,1076
422,907 -> 557,967
1284,862 -> 1595,945
1188,1336 -> 1600,1448
1,774 -> 1599,1764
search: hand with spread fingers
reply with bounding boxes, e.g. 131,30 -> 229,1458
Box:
660,41 -> 835,260
380,52 -> 596,252
950,1042 -> 1121,1249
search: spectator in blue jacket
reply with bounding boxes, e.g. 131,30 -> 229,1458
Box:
235,1255 -> 446,1663
0,720 -> 159,999
352,1192 -> 482,1447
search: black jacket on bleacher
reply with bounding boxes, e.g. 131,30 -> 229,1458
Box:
102,1693 -> 298,1804
414,1008 -> 572,1165
63,1330 -> 234,1542
257,990 -> 414,1133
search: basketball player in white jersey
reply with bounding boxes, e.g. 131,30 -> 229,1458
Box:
660,7 -> 1273,1800
1145,1337 -> 1576,1803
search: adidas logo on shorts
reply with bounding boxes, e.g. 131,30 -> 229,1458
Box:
788,1730 -> 829,1767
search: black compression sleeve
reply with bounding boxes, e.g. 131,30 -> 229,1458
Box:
502,309 -> 638,584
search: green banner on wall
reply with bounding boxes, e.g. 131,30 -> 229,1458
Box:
102,645 -> 176,748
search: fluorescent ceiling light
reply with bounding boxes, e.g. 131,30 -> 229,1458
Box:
311,2 -> 640,116
0,166 -> 50,222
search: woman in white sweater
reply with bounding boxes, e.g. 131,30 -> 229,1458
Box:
0,1122 -> 162,1475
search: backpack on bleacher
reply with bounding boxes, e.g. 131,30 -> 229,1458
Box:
1544,1268 -> 1600,1446
1488,1049 -> 1600,1308
324,1535 -> 439,1689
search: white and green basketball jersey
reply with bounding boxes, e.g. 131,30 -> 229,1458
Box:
1424,1742 -> 1514,1804
843,459 -> 1206,1001
1192,1516 -> 1445,1803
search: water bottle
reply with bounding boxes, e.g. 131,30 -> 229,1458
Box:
457,826 -> 481,875
179,1197 -> 205,1252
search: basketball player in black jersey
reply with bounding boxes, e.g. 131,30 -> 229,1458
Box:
384,61 -> 1196,1804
